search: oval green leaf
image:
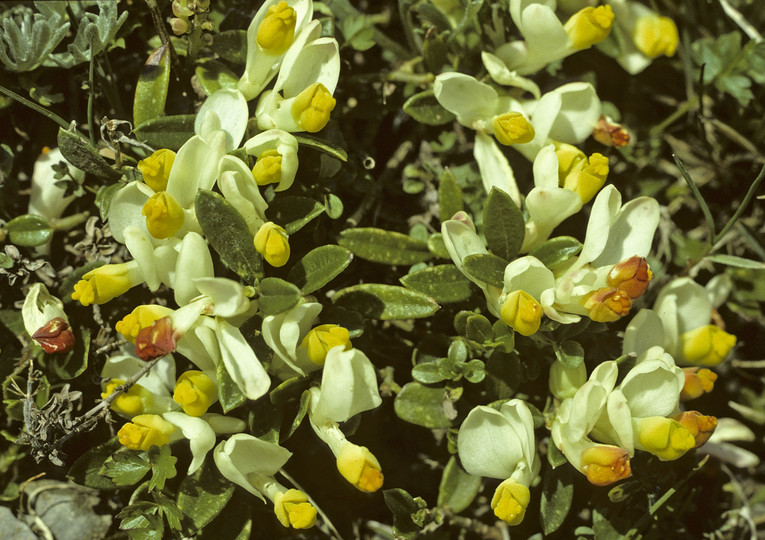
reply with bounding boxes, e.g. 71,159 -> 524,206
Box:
394,382 -> 452,428
339,228 -> 432,265
483,187 -> 524,261
265,195 -> 325,235
412,362 -> 449,384
332,284 -> 439,320
133,44 -> 171,127
195,60 -> 239,96
58,128 -> 121,180
403,89 -> 456,126
258,277 -> 302,315
294,134 -> 348,162
195,189 -> 263,283
439,169 -> 463,222
427,233 -> 450,259
437,456 -> 481,512
53,326 -> 90,380
462,253 -> 506,289
529,236 -> 583,269
211,30 -> 247,64
6,214 -> 53,246
287,244 -> 353,294
177,460 -> 235,531
133,114 -> 196,151
541,466 -> 575,535
400,264 -> 473,303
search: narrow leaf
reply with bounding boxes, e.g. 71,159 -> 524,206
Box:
333,284 -> 439,320
265,196 -> 325,235
287,244 -> 353,294
438,169 -> 463,222
483,187 -> 524,260
133,114 -> 196,151
294,134 -> 348,162
339,228 -> 432,265
57,128 -> 121,180
195,189 -> 263,283
134,44 -> 171,126
400,264 -> 473,303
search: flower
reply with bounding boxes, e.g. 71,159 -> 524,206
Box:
28,147 -> 83,233
137,149 -> 175,192
680,367 -> 717,401
632,416 -> 695,461
457,400 -> 539,525
308,347 -> 384,491
301,324 -> 352,366
254,221 -> 290,267
173,370 -> 218,417
142,191 -> 185,239
71,261 -> 146,306
244,129 -> 299,192
22,283 -> 74,354
564,5 -> 615,50
118,414 -> 176,451
214,434 -> 317,528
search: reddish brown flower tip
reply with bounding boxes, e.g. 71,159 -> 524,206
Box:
32,317 -> 75,354
135,316 -> 176,361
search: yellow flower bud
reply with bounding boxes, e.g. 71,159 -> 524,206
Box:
336,443 -> 383,493
606,256 -> 652,299
173,370 -> 217,417
252,149 -> 283,186
116,305 -> 173,344
491,479 -> 530,526
300,324 -> 352,366
680,367 -> 717,401
564,5 -> 614,50
71,262 -> 140,306
257,0 -> 297,55
291,82 -> 336,133
254,221 -> 290,267
680,325 -> 736,367
555,143 -> 609,204
635,417 -> 695,461
117,414 -> 175,451
142,191 -> 185,239
101,379 -> 152,417
580,444 -> 632,486
273,489 -> 317,529
501,290 -> 543,336
583,287 -> 632,323
633,15 -> 678,59
492,112 -> 535,145
673,411 -> 717,448
137,149 -> 176,192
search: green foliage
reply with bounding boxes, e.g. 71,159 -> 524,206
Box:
338,227 -> 433,265
333,283 -> 440,319
5,214 -> 51,246
0,5 -> 69,71
483,187 -> 524,261
286,244 -> 353,294
133,44 -> 171,127
400,264 -> 473,303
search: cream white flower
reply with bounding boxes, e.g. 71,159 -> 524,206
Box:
244,129 -> 300,192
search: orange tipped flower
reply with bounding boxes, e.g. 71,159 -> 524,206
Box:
580,445 -> 632,486
680,367 -> 717,401
135,316 -> 176,361
584,287 -> 632,322
673,411 -> 717,448
607,256 -> 653,299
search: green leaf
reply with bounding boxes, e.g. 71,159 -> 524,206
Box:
427,233 -> 451,259
403,90 -> 456,126
323,193 -> 344,219
547,438 -> 568,468
483,187 -> 524,260
394,382 -> 452,428
102,450 -> 151,486
437,456 -> 481,512
155,491 -> 184,531
265,195 -> 325,235
95,182 -> 124,221
258,277 -> 302,315
439,169 -> 463,222
333,284 -> 439,320
484,350 -> 521,399
211,30 -> 247,64
287,244 -> 353,294
400,264 -> 473,303
294,134 -> 348,162
553,340 -> 585,369
465,313 -> 493,343
67,436 -> 122,490
177,460 -> 235,532
383,488 -> 424,540
148,444 -> 177,492
284,389 -> 311,439
6,214 -> 52,247
133,44 -> 171,126
194,60 -> 239,96
529,236 -> 583,269
52,326 -> 89,379
57,127 -> 121,180
412,362 -> 448,384
706,254 -> 765,269
338,228 -> 433,265
216,356 -> 246,413
133,114 -> 196,151
0,309 -> 24,336
541,466 -> 575,534
196,190 -> 263,283
462,253 -> 506,289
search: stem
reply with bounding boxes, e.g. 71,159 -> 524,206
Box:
52,211 -> 90,231
673,155 -> 716,242
649,96 -> 699,138
88,35 -> 96,146
713,163 -> 765,245
0,84 -> 73,132
145,0 -> 181,73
